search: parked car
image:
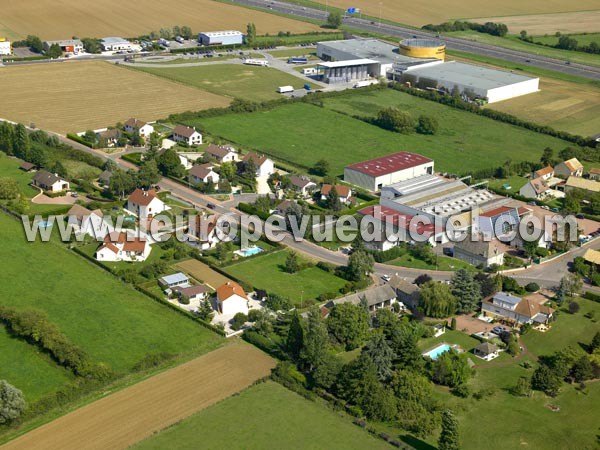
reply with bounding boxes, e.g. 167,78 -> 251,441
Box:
381,274 -> 391,282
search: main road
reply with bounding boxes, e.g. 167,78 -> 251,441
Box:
229,0 -> 600,81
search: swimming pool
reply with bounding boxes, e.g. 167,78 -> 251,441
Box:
37,220 -> 53,229
235,246 -> 264,257
422,343 -> 452,360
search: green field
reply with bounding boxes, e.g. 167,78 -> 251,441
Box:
223,250 -> 347,303
133,381 -> 392,450
192,89 -> 574,176
533,32 -> 600,47
389,254 -> 474,271
133,64 -> 314,101
0,212 -> 223,391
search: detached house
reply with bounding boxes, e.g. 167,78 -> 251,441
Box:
172,125 -> 203,146
67,204 -> 105,238
481,292 -> 554,326
205,144 -> 237,163
188,214 -> 224,250
172,284 -> 210,303
242,152 -> 274,178
554,158 -> 583,178
454,236 -> 506,268
519,176 -> 549,200
95,231 -> 151,262
216,281 -> 249,316
289,175 -> 317,197
388,275 -> 420,309
189,163 -> 219,185
533,166 -> 554,180
127,188 -> 167,220
124,118 -> 154,138
320,184 -> 352,204
32,170 -> 70,192
96,128 -> 121,147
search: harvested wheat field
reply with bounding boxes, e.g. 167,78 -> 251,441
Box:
175,259 -> 232,289
1,342 -> 275,450
0,0 -> 320,40
472,10 -> 600,35
313,0 -> 600,28
0,61 -> 229,134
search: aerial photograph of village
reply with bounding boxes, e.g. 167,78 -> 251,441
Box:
0,0 -> 599,449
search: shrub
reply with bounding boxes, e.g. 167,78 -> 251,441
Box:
0,380 -> 26,424
248,309 -> 262,322
569,301 -> 580,314
230,312 -> 248,331
451,383 -> 470,398
525,282 -> 540,292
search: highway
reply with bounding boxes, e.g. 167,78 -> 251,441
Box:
230,0 -> 600,81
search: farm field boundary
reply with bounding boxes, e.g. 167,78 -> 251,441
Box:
1,342 -> 275,450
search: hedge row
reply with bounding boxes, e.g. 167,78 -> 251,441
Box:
66,133 -> 95,149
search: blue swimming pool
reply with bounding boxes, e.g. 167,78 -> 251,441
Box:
237,246 -> 263,257
422,343 -> 452,360
38,220 -> 53,229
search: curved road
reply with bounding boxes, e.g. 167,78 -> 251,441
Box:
230,0 -> 600,81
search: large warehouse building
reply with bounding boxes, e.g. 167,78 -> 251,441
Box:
198,31 -> 244,46
344,152 -> 434,191
316,38 -> 539,103
317,59 -> 379,83
43,39 -> 84,54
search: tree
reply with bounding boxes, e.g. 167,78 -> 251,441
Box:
0,380 -> 26,424
327,303 -> 369,350
438,410 -> 460,450
590,331 -> 600,354
363,334 -> 394,381
419,281 -> 457,318
46,43 -> 62,58
346,250 -> 374,282
571,356 -> 593,382
230,312 -> 247,331
326,185 -> 341,212
25,35 -> 43,53
14,123 -> 30,160
523,239 -> 539,259
511,376 -> 532,397
158,148 -> 184,178
531,365 -> 561,396
452,269 -> 481,314
108,169 -> 136,198
0,178 -> 19,200
416,115 -> 439,135
389,322 -> 424,371
414,273 -> 432,286
51,160 -> 67,178
286,310 -> 304,361
284,251 -> 300,273
392,370 -> 440,436
432,350 -> 471,387
312,158 -> 330,177
253,311 -> 274,336
376,107 -> 415,134
569,301 -> 580,314
181,26 -> 193,39
246,23 -> 257,46
326,11 -> 343,29
540,147 -> 554,166
159,27 -> 172,39
81,37 -> 102,54
300,306 -> 329,371
563,189 -> 582,214
312,353 -> 342,389
197,298 -> 214,322
218,161 -> 236,181
137,159 -> 161,188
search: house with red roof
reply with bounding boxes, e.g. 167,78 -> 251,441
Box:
344,152 -> 434,191
126,188 -> 168,220
95,231 -> 151,262
216,281 -> 249,316
320,184 -> 352,204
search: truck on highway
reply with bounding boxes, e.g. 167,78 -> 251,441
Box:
278,85 -> 294,93
287,57 -> 308,64
243,58 -> 269,67
353,79 -> 378,88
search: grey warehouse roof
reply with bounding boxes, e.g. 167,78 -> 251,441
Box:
405,61 -> 537,90
319,38 -> 436,65
159,272 -> 189,285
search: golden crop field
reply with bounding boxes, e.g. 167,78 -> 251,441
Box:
0,0 -> 320,40
312,0 -> 600,28
0,61 -> 230,134
472,10 -> 600,34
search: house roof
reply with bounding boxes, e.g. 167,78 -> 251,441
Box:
388,275 -> 420,294
289,175 -> 315,189
566,176 -> 600,193
104,231 -> 127,244
189,165 -> 215,180
276,199 -> 296,212
345,152 -> 432,177
19,161 -> 35,171
124,118 -> 148,128
528,177 -> 549,195
517,206 -> 532,216
122,238 -> 147,253
97,128 -> 120,139
562,158 -> 583,173
534,166 -> 553,177
455,237 -> 506,259
328,284 -> 397,308
96,242 -> 119,254
243,152 -> 270,167
589,168 -> 600,175
67,204 -> 103,221
128,188 -> 160,206
216,281 -> 246,301
493,291 -> 522,307
475,342 -> 498,354
172,284 -> 210,297
33,170 -> 64,186
206,144 -> 235,159
358,205 -> 441,236
480,206 -> 514,218
514,296 -> 554,319
173,124 -> 199,138
583,249 -> 600,265
159,272 -> 189,286
321,184 -> 351,197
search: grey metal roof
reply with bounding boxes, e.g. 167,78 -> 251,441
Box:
405,61 -> 537,90
159,272 -> 189,286
493,292 -> 521,307
318,38 -> 436,65
329,284 -> 396,307
101,37 -> 131,45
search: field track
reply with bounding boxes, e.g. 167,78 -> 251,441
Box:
1,342 -> 275,450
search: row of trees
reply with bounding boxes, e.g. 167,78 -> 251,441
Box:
374,108 -> 439,135
423,20 -> 508,37
519,31 -> 600,55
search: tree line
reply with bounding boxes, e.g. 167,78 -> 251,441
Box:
519,31 -> 600,55
423,20 -> 508,37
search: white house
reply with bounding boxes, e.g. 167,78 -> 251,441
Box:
172,125 -> 203,146
533,166 -> 554,181
216,281 -> 249,316
205,144 -> 237,163
289,175 -> 317,197
320,184 -> 352,204
0,38 -> 11,55
67,204 -> 106,238
453,236 -> 506,268
127,188 -> 168,220
95,231 -> 151,262
482,292 -> 554,326
189,164 -> 219,185
519,177 -> 550,200
473,342 -> 500,361
554,158 -> 583,178
172,284 -> 210,302
188,214 -> 223,250
32,170 -> 70,192
124,118 -> 154,138
101,37 -> 134,51
242,152 -> 275,177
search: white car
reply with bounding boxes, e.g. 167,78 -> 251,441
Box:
381,275 -> 391,282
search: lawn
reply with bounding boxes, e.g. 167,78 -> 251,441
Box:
389,254 -> 475,271
0,61 -> 230,134
486,175 -> 530,192
132,381 -> 392,450
0,212 -> 223,380
134,64 -> 314,102
0,326 -> 74,403
193,90 -> 573,176
418,329 -> 481,352
534,32 -> 600,47
223,249 -> 347,304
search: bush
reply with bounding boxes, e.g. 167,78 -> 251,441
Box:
525,282 -> 540,292
248,309 -> 262,322
230,312 -> 248,331
569,301 -> 580,314
451,383 -> 470,398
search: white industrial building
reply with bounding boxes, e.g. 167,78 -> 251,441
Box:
0,38 -> 12,55
101,37 -> 134,51
400,61 -> 539,103
344,152 -> 434,192
317,59 -> 379,84
198,31 -> 244,46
